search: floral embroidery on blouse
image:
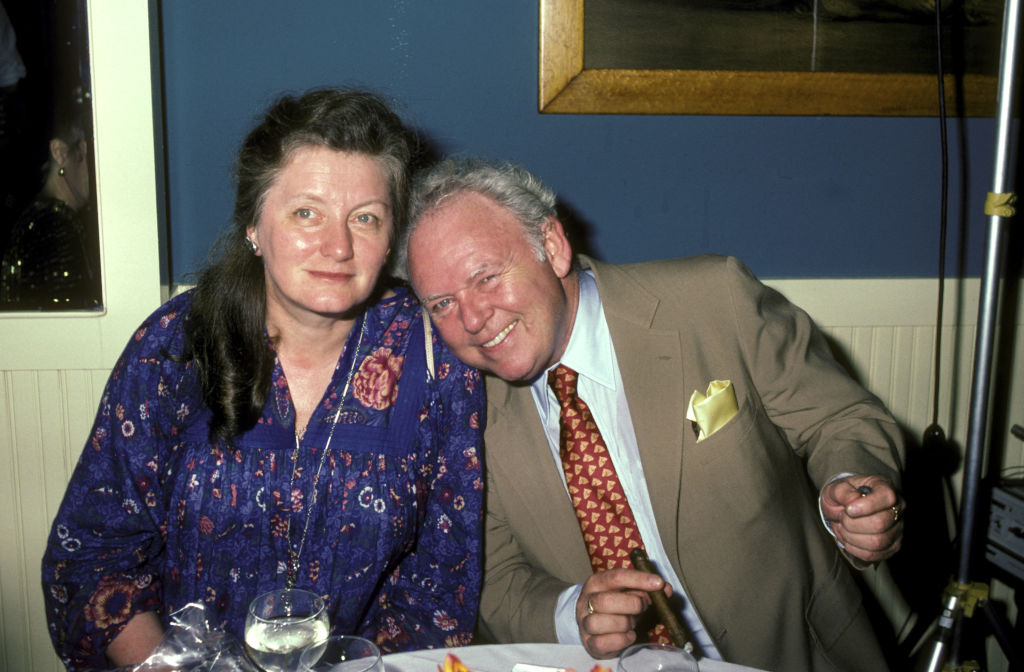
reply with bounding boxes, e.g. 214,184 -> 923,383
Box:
42,286 -> 485,670
354,348 -> 403,410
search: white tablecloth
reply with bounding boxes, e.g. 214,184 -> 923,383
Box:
383,643 -> 767,672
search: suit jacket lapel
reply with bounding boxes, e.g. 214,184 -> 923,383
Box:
486,376 -> 594,578
584,258 -> 687,566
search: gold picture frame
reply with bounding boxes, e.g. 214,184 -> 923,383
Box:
539,0 -> 997,116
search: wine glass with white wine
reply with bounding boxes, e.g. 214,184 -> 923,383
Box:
245,588 -> 330,672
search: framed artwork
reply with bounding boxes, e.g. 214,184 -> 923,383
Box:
539,0 -> 1000,115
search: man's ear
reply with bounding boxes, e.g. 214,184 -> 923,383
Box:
542,216 -> 574,279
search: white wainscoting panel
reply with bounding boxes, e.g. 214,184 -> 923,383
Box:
1,369 -> 109,671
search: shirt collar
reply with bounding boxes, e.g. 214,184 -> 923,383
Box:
532,270 -> 616,395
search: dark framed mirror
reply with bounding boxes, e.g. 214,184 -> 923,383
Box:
1,0 -> 101,312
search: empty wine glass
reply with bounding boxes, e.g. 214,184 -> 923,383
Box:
244,588 -> 330,672
299,635 -> 384,672
618,643 -> 700,672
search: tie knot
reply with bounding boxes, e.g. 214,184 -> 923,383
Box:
548,363 -> 579,404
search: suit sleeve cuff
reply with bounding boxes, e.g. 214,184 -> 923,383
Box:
820,472 -> 870,570
820,472 -> 854,542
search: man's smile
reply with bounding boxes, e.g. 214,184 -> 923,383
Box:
482,320 -> 518,348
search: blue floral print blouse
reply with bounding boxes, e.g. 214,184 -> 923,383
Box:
42,286 -> 485,670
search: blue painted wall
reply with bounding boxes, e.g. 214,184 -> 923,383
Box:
159,1 -> 1002,282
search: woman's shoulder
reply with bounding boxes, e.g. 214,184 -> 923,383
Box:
138,288 -> 193,331
3,197 -> 76,259
14,196 -> 75,225
369,284 -> 476,370
119,290 -> 195,359
365,284 -> 421,333
375,283 -> 417,312
96,292 -> 200,415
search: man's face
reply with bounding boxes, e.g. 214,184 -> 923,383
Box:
407,191 -> 577,383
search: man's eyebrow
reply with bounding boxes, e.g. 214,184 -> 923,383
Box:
419,262 -> 496,304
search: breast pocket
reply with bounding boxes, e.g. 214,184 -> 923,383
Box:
687,391 -> 802,523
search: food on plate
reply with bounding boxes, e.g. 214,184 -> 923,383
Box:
439,653 -> 471,672
437,653 -> 612,672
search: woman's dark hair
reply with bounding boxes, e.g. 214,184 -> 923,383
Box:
50,101 -> 89,153
185,88 -> 414,442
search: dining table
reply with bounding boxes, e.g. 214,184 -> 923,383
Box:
382,643 -> 769,672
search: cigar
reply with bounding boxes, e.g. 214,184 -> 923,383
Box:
629,547 -> 694,653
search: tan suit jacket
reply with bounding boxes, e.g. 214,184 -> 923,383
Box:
479,255 -> 904,672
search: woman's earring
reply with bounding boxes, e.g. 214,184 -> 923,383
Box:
59,166 -> 66,177
246,237 -> 259,254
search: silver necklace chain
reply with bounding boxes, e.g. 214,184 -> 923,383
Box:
284,316 -> 367,589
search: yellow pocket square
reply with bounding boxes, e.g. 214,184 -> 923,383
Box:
686,380 -> 738,442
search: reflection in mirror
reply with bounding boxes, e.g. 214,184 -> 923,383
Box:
0,0 -> 100,311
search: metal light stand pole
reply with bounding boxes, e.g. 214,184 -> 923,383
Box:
923,0 -> 1021,667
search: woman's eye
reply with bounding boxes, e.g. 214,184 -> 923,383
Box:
354,213 -> 378,225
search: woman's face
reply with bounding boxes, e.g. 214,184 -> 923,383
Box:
247,146 -> 393,327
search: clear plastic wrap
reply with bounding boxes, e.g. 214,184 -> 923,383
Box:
98,603 -> 260,672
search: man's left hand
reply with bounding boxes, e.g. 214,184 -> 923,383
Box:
821,475 -> 904,563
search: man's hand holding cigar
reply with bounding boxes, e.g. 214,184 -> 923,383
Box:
575,567 -> 667,659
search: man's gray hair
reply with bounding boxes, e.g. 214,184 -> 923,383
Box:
394,158 -> 558,281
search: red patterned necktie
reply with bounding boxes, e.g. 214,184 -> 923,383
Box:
549,364 -> 672,645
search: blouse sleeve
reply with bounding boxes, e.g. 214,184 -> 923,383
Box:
362,341 -> 486,652
41,303 -> 191,670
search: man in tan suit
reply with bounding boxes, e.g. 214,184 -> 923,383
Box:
396,159 -> 906,671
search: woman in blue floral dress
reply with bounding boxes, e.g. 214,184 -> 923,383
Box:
41,89 -> 485,670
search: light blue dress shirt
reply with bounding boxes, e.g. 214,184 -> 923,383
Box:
529,271 -> 721,659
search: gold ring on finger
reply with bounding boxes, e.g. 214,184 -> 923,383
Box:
587,596 -> 595,615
